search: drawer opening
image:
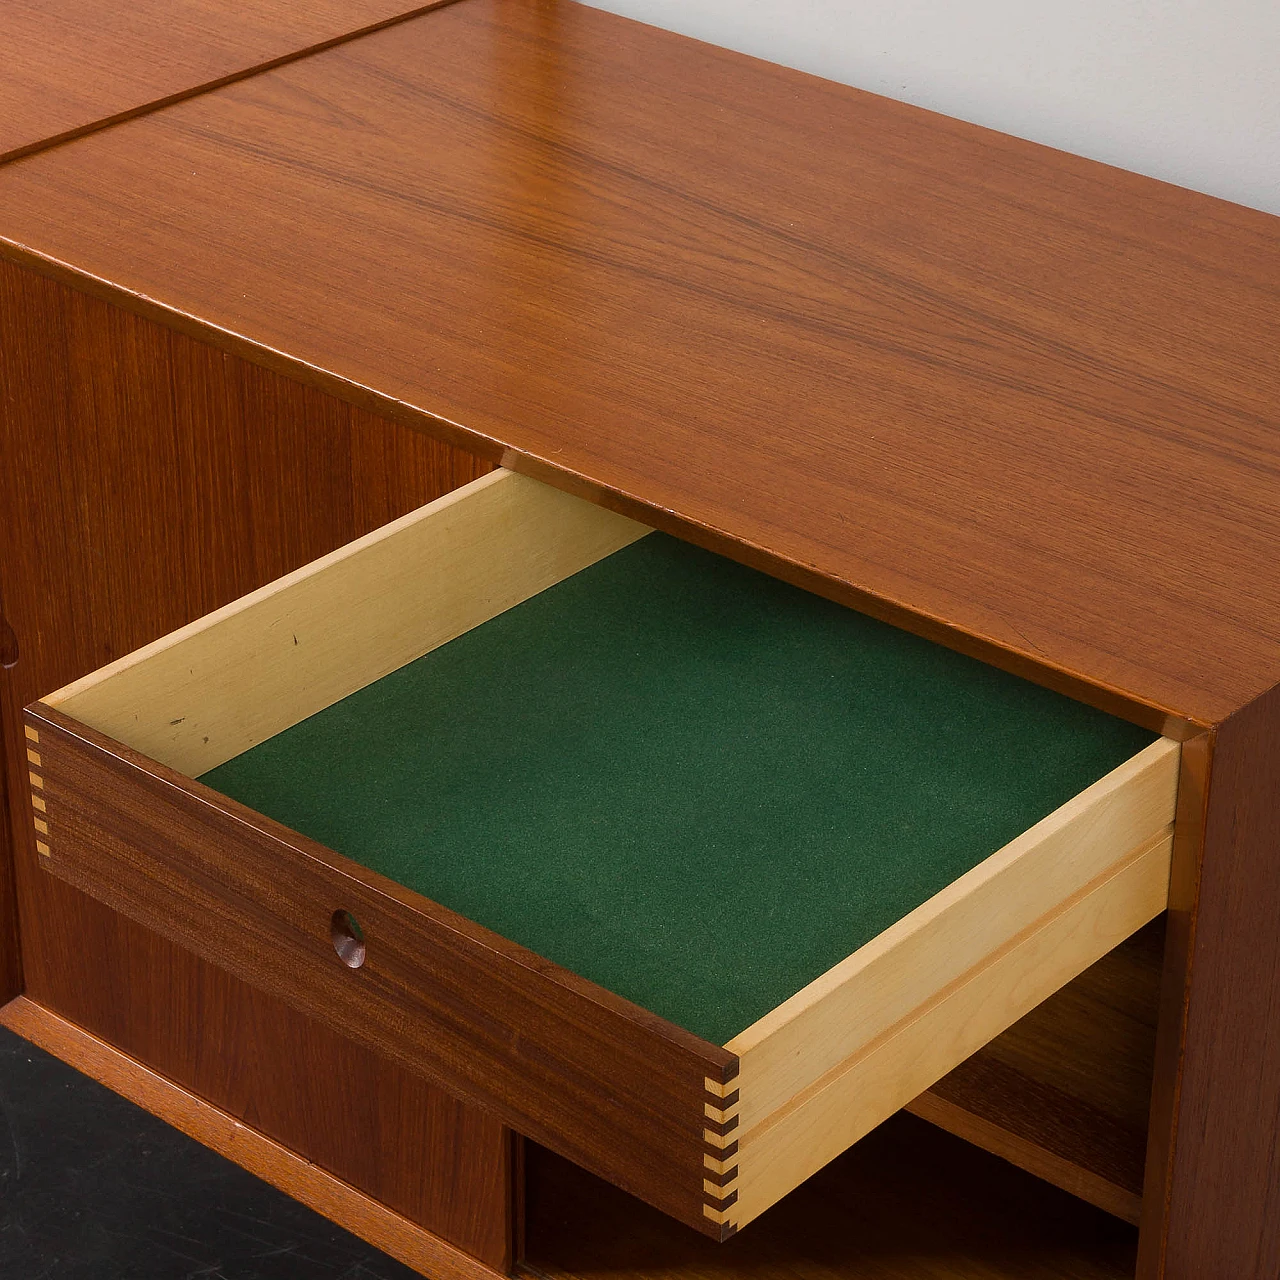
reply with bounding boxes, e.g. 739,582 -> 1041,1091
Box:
522,1115 -> 1140,1279
906,915 -> 1165,1226
37,468 -> 1179,1237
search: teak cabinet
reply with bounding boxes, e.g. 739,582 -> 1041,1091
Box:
24,467 -> 1180,1239
2,3 -> 1279,1278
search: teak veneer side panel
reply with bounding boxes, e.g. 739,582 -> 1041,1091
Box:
27,705 -> 737,1238
0,0 -> 461,164
0,257 -> 509,1264
1141,693 -> 1280,1278
0,709 -> 18,1002
0,0 -> 1278,727
0,996 -> 511,1280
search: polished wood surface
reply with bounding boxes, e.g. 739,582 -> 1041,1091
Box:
0,995 -> 511,1280
5,1 -> 1280,1267
1136,736 -> 1208,1278
29,703 -> 737,1239
910,917 -> 1166,1225
0,258 -> 510,1266
1139,698 -> 1280,1278
1,0 -> 1278,730
524,1115 -> 1139,1280
0,726 -> 18,1003
0,0 -> 456,164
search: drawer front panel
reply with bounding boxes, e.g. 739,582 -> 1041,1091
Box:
26,704 -> 736,1238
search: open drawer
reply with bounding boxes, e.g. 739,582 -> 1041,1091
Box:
24,469 -> 1179,1240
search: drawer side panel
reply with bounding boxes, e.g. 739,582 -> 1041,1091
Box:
730,738 -> 1181,1129
731,826 -> 1173,1229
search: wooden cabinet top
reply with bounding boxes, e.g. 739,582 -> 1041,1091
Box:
2,0 -> 1278,731
0,0 -> 442,162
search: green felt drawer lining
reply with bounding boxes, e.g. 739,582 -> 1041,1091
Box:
201,533 -> 1155,1045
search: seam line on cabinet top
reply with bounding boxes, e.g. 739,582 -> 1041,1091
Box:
0,0 -> 469,170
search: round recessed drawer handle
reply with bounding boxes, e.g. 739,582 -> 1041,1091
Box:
330,909 -> 367,969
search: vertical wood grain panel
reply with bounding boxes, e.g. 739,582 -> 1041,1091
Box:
0,690 -> 19,1002
1140,703 -> 1280,1278
0,257 -> 509,1266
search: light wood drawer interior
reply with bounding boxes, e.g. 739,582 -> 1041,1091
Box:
31,468 -> 1179,1237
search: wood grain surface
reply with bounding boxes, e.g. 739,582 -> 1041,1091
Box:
524,1115 -> 1139,1280
0,995 -> 512,1280
910,917 -> 1166,1225
28,704 -> 737,1238
6,1 -> 1280,1266
0,720 -> 18,1003
1139,698 -> 1280,1278
1137,734 -> 1208,1279
0,0 -> 459,164
0,258 -> 510,1265
0,0 -> 1278,730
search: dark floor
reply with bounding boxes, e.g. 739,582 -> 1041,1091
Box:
0,1025 -> 419,1279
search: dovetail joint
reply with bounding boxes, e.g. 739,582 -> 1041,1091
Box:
703,1078 -> 740,1234
702,1162 -> 738,1187
29,751 -> 49,856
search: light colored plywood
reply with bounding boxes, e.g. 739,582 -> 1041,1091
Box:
49,469 -> 648,775
727,738 -> 1180,1130
729,827 -> 1173,1230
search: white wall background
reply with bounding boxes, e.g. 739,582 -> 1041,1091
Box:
582,0 -> 1280,217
